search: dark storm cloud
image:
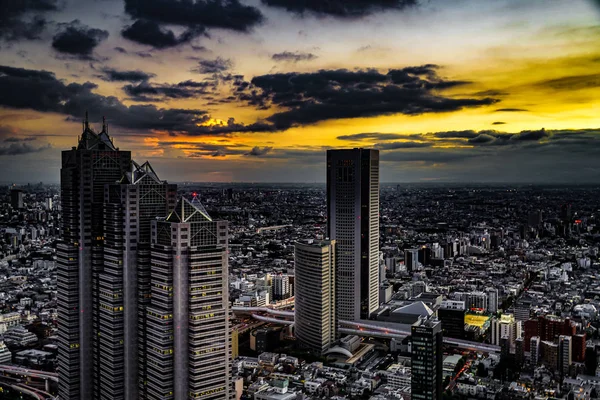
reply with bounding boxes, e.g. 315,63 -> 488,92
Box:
432,130 -> 479,139
468,134 -> 496,144
123,0 -> 263,32
0,142 -> 51,156
0,65 -> 262,135
382,149 -> 479,164
511,128 -> 548,141
192,58 -> 233,74
0,0 -> 57,41
3,137 -> 36,142
534,73 -> 600,91
495,108 -> 528,112
492,121 -> 505,125
123,80 -> 215,102
261,0 -> 417,18
337,133 -> 406,141
376,141 -> 432,150
100,68 -> 155,82
245,65 -> 497,130
245,146 -> 273,156
122,20 -> 205,49
272,51 -> 318,63
52,21 -> 109,58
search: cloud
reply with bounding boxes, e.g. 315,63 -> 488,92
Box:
0,142 -> 51,156
468,134 -> 496,144
376,141 -> 432,150
244,65 -> 497,130
123,80 -> 215,102
100,68 -> 155,82
261,0 -> 417,17
534,73 -> 600,91
0,0 -> 57,41
122,19 -> 205,49
510,128 -> 548,141
123,0 -> 263,32
337,132 -> 406,141
52,21 -> 109,58
272,51 -> 318,63
192,57 -> 233,74
495,108 -> 528,112
492,121 -> 506,125
432,130 -> 480,139
245,146 -> 273,156
0,65 -> 266,135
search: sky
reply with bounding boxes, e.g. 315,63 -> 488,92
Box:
0,0 -> 599,183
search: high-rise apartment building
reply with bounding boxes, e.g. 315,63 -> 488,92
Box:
404,249 -> 419,272
101,161 -> 177,399
411,317 -> 443,400
294,240 -> 336,354
146,196 -> 232,399
327,149 -> 379,321
272,274 -> 291,301
559,335 -> 572,374
485,287 -> 499,314
57,116 -> 131,399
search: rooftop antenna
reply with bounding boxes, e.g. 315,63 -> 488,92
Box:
84,111 -> 89,130
102,116 -> 106,133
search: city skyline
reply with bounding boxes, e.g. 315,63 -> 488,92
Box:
0,0 -> 600,183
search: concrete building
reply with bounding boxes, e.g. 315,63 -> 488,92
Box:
411,317 -> 443,400
294,240 -> 336,354
101,160 -> 177,399
146,196 -> 232,399
57,114 -> 132,400
486,287 -> 499,313
404,249 -> 419,272
10,189 -> 23,209
559,335 -> 572,374
272,274 -> 291,301
327,149 -> 380,321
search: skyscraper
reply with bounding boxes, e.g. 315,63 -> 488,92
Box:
326,149 -> 379,321
411,317 -> 443,400
294,240 -> 336,354
146,196 -> 232,399
101,161 -> 177,399
57,115 -> 131,400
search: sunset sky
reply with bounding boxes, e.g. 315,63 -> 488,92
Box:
1,0 -> 599,183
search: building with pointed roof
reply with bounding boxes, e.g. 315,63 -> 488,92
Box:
147,196 -> 232,399
102,159 -> 177,399
57,113 -> 131,400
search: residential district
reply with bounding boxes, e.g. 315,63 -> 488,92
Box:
0,127 -> 599,400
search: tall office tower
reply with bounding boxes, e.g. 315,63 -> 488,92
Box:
327,149 -> 379,321
272,274 -> 291,301
558,335 -> 572,374
10,189 -> 24,209
294,240 -> 336,355
147,196 -> 231,400
485,287 -> 499,313
57,115 -> 131,400
530,336 -> 541,366
404,249 -> 419,272
411,317 -> 443,400
102,161 -> 177,399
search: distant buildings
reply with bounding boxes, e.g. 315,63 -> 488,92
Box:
326,148 -> 380,321
294,240 -> 336,354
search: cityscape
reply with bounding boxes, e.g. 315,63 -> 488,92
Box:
1,0 -> 600,399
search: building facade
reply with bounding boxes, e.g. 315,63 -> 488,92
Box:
101,161 -> 177,399
57,116 -> 131,400
327,149 -> 379,321
294,240 -> 336,354
411,318 -> 443,400
146,197 -> 232,399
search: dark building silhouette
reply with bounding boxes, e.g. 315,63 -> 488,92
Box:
411,318 -> 443,400
10,189 -> 23,209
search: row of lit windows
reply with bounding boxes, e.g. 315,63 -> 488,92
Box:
100,304 -> 124,312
